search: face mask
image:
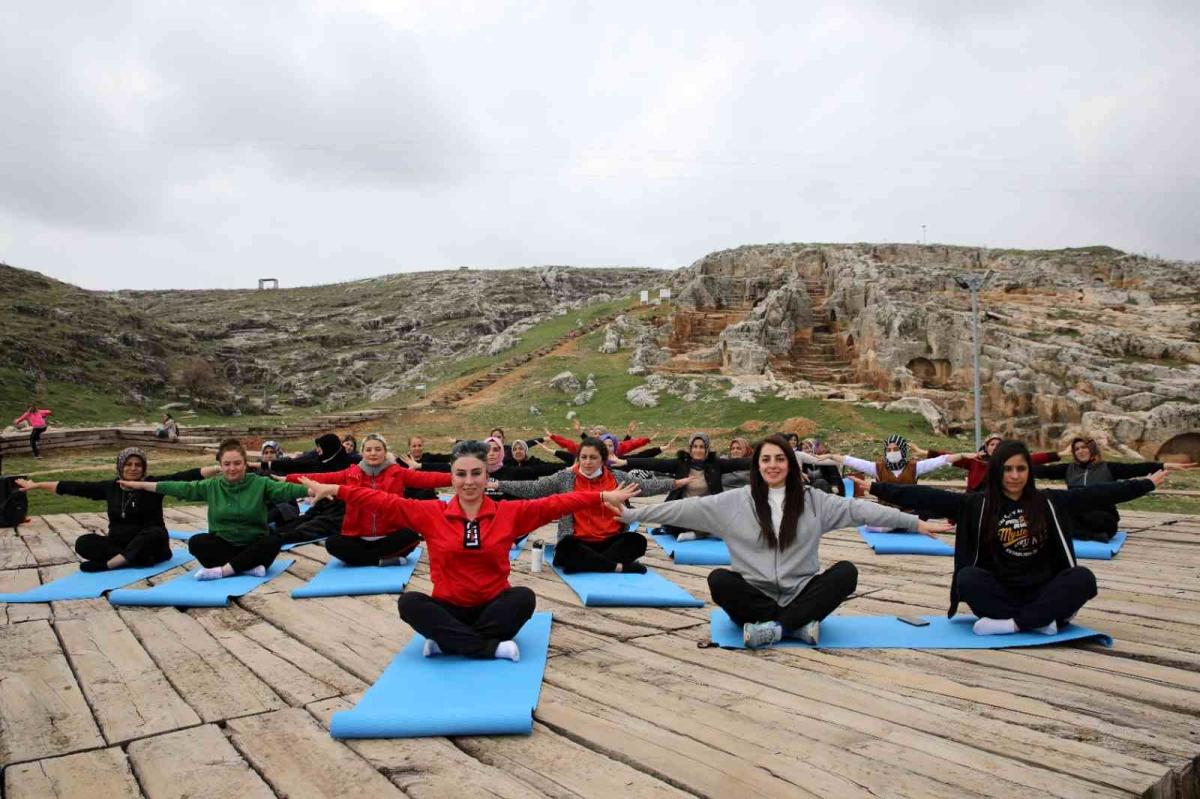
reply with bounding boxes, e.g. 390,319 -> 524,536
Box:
885,451 -> 903,465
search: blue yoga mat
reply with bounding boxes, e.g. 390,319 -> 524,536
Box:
292,549 -> 422,598
331,612 -> 553,738
650,533 -> 731,565
545,545 -> 704,608
0,549 -> 195,603
859,526 -> 954,556
1073,532 -> 1127,560
709,609 -> 1113,649
108,559 -> 294,607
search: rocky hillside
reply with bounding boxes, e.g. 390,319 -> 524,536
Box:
630,244 -> 1200,461
0,263 -> 660,414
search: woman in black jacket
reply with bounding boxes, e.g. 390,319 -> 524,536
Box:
1034,437 -> 1192,540
16,447 -> 211,571
616,431 -> 749,540
863,440 -> 1165,636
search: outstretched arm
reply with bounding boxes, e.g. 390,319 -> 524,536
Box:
867,480 -> 967,519
1055,473 -> 1162,512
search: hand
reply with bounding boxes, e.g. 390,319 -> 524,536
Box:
1164,462 -> 1196,471
486,480 -> 499,491
600,482 -> 642,512
15,478 -> 37,491
269,474 -> 288,482
848,474 -> 873,495
663,435 -> 678,451
117,480 -> 153,491
536,440 -> 556,454
1147,470 -> 1168,488
960,452 -> 980,461
673,476 -> 693,489
626,420 -> 638,436
829,453 -> 846,465
917,519 -> 954,538
398,453 -> 420,469
609,456 -> 628,468
300,477 -> 339,502
572,418 -> 583,432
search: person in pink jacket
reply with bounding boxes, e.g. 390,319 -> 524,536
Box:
13,405 -> 52,458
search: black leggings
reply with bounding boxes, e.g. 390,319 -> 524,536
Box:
553,532 -> 646,573
1073,508 -> 1119,541
325,529 -> 420,566
187,532 -> 282,573
30,426 -> 46,457
75,527 -> 171,567
709,562 -> 858,631
957,566 -> 1097,630
398,587 -> 535,658
276,499 -> 345,544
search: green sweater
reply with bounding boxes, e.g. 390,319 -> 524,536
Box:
156,473 -> 308,545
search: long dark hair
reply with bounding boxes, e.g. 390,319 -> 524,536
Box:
981,440 -> 1047,550
749,434 -> 806,550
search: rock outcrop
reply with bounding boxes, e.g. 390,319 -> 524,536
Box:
664,243 -> 1200,458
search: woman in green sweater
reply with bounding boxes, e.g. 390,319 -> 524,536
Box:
120,438 -> 308,580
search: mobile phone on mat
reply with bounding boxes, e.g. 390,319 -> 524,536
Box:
897,616 -> 930,627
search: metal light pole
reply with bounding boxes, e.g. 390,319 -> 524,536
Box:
922,225 -> 926,245
954,271 -> 994,450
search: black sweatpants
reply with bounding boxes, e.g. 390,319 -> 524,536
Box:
708,561 -> 858,631
187,532 -> 282,573
956,566 -> 1097,630
398,587 -> 535,658
326,529 -> 420,566
75,526 -> 171,567
553,532 -> 646,573
30,426 -> 45,457
276,499 -> 345,545
1073,508 -> 1119,541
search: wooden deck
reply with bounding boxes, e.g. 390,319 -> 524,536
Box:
2,505 -> 1198,798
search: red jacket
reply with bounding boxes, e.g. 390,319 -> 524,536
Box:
956,451 -> 1060,491
549,433 -> 651,456
568,468 -> 623,541
286,463 -> 451,538
338,487 -> 602,606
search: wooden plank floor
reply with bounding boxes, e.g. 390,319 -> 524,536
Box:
2,505 -> 1198,798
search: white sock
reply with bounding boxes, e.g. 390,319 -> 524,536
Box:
244,565 -> 267,578
494,640 -> 520,662
196,566 -> 225,581
422,639 -> 442,658
1031,621 -> 1058,636
973,617 -> 1019,636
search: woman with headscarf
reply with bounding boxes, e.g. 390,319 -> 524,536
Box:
282,433 -> 451,566
494,436 -> 681,573
610,435 -> 952,648
341,434 -> 363,464
721,437 -> 754,489
265,433 -> 354,544
302,441 -> 640,661
614,431 -> 751,541
120,439 -> 309,580
16,448 -> 212,571
1034,437 -> 1193,540
861,440 -> 1166,636
831,435 -> 966,502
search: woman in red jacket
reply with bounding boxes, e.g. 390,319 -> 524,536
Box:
303,440 -> 639,661
285,434 -> 451,566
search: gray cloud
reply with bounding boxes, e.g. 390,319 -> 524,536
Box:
0,1 -> 1196,289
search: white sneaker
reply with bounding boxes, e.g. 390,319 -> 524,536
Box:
795,620 -> 820,645
676,532 -> 698,542
742,621 -> 783,649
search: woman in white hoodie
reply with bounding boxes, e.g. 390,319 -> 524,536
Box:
610,434 -> 952,649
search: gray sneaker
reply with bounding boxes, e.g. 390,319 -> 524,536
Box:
742,621 -> 783,649
796,620 -> 820,645
676,532 -> 698,542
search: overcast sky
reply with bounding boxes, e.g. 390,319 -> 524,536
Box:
1,2 -> 1197,290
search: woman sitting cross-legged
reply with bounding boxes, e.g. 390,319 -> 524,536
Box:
302,441 -> 641,661
860,439 -> 1166,636
282,433 -> 451,566
607,434 -> 951,648
493,436 -> 683,574
119,438 -> 308,580
16,447 -> 214,572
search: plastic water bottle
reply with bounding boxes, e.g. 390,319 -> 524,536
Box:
530,541 -> 544,573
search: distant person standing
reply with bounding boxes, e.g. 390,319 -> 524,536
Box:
13,404 -> 52,458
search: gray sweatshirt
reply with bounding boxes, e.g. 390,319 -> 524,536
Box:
496,467 -> 676,542
621,486 -> 920,605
